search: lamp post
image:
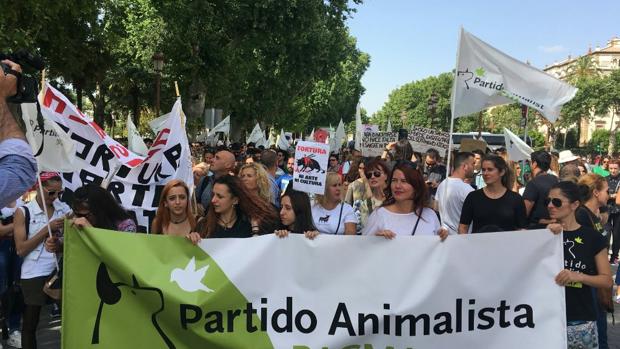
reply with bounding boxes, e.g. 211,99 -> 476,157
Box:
427,92 -> 438,129
152,52 -> 164,118
400,110 -> 408,129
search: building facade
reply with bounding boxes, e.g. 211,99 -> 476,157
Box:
543,37 -> 620,145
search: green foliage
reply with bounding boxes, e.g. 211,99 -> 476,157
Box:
0,0 -> 367,136
372,73 -> 453,131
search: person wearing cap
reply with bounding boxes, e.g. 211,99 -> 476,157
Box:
558,150 -> 580,167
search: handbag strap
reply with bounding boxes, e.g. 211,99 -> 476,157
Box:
411,208 -> 423,236
334,203 -> 344,235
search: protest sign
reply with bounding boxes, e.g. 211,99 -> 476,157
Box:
361,131 -> 397,157
293,141 -> 329,195
408,125 -> 450,154
362,124 -> 379,132
64,227 -> 566,348
40,85 -> 193,232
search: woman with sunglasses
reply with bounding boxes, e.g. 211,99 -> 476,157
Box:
546,181 -> 612,349
275,189 -> 319,239
574,173 -> 612,349
459,154 -> 527,234
362,161 -> 447,239
13,172 -> 71,349
188,175 -> 279,242
344,159 -> 389,229
312,172 -> 357,235
68,184 -> 137,232
151,180 -> 197,236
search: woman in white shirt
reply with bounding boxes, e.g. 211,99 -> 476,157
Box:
312,172 -> 358,235
362,161 -> 448,239
13,172 -> 71,349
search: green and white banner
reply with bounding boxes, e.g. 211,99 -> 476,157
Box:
63,227 -> 566,348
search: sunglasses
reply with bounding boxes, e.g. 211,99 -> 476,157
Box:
74,211 -> 91,218
365,170 -> 383,179
544,198 -> 564,208
44,189 -> 64,197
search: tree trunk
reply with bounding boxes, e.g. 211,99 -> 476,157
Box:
131,86 -> 140,128
75,81 -> 83,110
93,82 -> 106,127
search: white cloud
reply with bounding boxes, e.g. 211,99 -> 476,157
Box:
538,45 -> 566,53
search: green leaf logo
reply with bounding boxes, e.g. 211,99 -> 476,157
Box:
475,67 -> 486,77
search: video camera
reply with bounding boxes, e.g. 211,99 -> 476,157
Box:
0,50 -> 45,104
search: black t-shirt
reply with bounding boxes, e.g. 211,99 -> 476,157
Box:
522,173 -> 558,228
575,206 -> 609,242
459,189 -> 527,234
209,216 -> 254,239
563,226 -> 607,321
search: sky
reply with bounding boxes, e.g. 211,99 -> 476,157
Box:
347,0 -> 620,116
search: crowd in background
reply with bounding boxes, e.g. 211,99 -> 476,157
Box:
1,131 -> 620,348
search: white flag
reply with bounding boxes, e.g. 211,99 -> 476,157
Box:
504,128 -> 533,162
386,119 -> 392,132
247,123 -> 263,144
127,115 -> 149,156
276,129 -> 289,150
330,119 -> 346,153
208,115 -> 230,136
149,112 -> 171,135
451,28 -> 577,122
21,103 -> 80,172
354,103 -> 362,150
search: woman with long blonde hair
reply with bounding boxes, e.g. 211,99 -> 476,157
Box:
151,180 -> 197,236
312,172 -> 357,235
239,163 -> 273,205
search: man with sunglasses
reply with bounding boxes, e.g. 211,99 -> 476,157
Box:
593,156 -> 611,177
436,152 -> 475,235
523,150 -> 558,229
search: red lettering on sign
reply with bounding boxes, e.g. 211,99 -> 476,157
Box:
152,128 -> 170,147
68,114 -> 88,125
110,145 -> 129,158
42,89 -> 67,113
126,159 -> 143,167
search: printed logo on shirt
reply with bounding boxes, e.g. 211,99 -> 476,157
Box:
318,215 -> 330,223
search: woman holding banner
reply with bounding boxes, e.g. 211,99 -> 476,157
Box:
344,159 -> 389,230
547,181 -> 612,349
189,175 -> 278,241
13,172 -> 71,349
151,180 -> 197,236
275,189 -> 319,239
312,172 -> 357,235
361,161 -> 447,239
458,154 -> 527,234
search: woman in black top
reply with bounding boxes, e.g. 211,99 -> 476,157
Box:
275,189 -> 319,239
458,154 -> 527,234
547,181 -> 611,348
574,173 -> 611,349
187,175 -> 278,243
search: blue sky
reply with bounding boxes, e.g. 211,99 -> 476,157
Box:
347,0 -> 620,116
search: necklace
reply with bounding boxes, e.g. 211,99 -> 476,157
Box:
218,214 -> 237,229
171,216 -> 188,224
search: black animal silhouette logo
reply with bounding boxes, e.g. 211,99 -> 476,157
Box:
297,154 -> 325,173
91,263 -> 175,348
318,215 -> 330,223
457,68 -> 474,89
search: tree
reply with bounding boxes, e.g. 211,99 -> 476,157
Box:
592,70 -> 620,155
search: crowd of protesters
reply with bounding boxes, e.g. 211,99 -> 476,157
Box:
1,128 -> 620,348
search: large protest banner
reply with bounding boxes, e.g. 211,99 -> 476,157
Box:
63,227 -> 566,348
293,141 -> 329,195
40,84 -> 193,232
360,131 -> 397,157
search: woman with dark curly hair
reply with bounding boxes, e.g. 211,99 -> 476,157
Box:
187,175 -> 279,243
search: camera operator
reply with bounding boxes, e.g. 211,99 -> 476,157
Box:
0,59 -> 37,208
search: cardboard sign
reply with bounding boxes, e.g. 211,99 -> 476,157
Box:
293,141 -> 329,195
361,131 -> 397,157
408,126 -> 450,154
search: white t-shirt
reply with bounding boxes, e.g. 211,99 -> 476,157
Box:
361,207 -> 441,236
312,203 -> 357,235
436,177 -> 474,235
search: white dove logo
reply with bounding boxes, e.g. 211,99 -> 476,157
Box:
170,257 -> 214,293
